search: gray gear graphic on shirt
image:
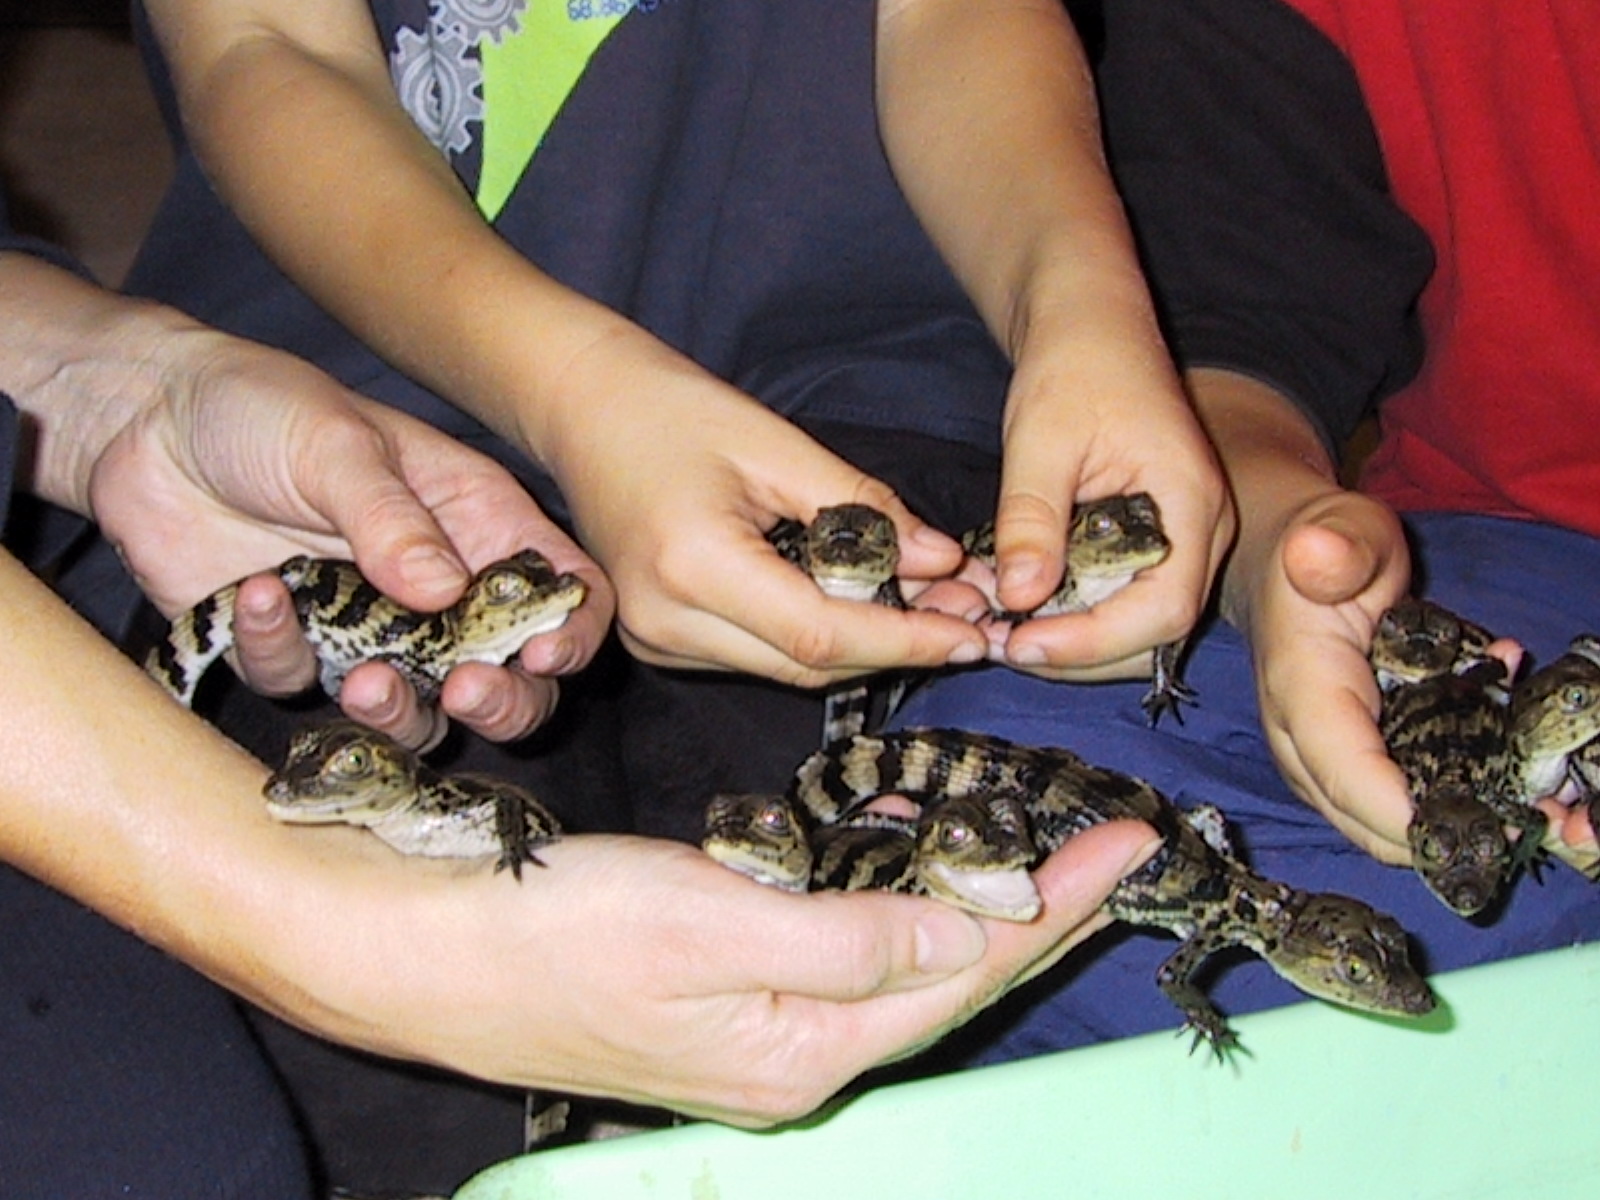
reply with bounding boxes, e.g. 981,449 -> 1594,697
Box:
390,20 -> 484,156
436,0 -> 528,45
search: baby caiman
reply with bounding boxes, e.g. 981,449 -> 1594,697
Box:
963,492 -> 1194,724
1370,598 -> 1537,915
147,549 -> 586,708
263,721 -> 561,878
704,787 -> 1039,916
1507,635 -> 1600,874
708,727 -> 1436,1053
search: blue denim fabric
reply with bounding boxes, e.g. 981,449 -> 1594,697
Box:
894,512 -> 1600,1063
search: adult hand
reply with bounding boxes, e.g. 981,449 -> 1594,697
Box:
534,341 -> 988,686
83,319 -> 612,747
295,820 -> 1159,1125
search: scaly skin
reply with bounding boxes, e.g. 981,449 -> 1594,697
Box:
264,720 -> 561,878
1368,596 -> 1495,692
1507,636 -> 1600,806
703,788 -> 1041,919
714,728 -> 1436,1054
1371,597 -> 1541,913
146,548 -> 587,707
770,504 -> 907,743
964,493 -> 1194,724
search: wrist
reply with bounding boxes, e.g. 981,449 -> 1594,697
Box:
0,252 -> 200,514
1007,227 -> 1170,372
1186,369 -> 1343,633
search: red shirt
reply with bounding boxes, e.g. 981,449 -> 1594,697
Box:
1291,1 -> 1600,533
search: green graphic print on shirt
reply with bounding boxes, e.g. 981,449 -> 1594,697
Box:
388,0 -> 637,221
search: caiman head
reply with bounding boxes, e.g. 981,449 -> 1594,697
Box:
798,503 -> 901,601
1268,891 -> 1437,1018
1055,492 -> 1171,612
1507,637 -> 1600,803
702,792 -> 813,892
914,792 -> 1041,922
263,720 -> 422,827
1369,597 -> 1495,691
1407,785 -> 1511,917
453,548 -> 589,655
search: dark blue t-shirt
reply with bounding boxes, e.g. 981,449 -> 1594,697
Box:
127,0 -> 1010,504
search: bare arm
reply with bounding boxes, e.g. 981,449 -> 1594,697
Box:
0,547 -> 1153,1120
0,247 -> 609,745
141,0 -> 987,684
876,0 -> 1232,675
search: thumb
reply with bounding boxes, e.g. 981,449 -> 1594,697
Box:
298,440 -> 471,612
991,489 -> 1070,616
734,889 -> 990,1000
1281,500 -> 1403,607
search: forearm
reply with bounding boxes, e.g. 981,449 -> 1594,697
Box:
1186,367 -> 1343,630
876,0 -> 1161,363
0,548 -> 449,1049
145,4 -> 654,466
0,251 -> 198,514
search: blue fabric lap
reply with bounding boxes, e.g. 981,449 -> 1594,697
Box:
893,512 -> 1600,1064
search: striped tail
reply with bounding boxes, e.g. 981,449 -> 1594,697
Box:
143,583 -> 240,706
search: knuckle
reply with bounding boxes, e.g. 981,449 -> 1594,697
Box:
848,477 -> 906,517
783,621 -> 851,672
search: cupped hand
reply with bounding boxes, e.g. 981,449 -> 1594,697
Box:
533,347 -> 988,686
1245,488 -> 1415,863
979,315 -> 1234,679
318,821 -> 1158,1126
86,325 -> 613,746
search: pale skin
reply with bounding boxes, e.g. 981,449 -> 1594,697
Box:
1193,367 -> 1597,867
875,0 -> 1233,675
0,251 -> 1160,1123
142,0 -> 1231,692
1,249 -> 610,748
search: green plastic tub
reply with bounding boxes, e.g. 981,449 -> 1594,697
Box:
456,941 -> 1600,1199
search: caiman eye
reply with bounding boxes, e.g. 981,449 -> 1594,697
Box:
1562,684 -> 1595,713
331,744 -> 372,779
940,820 -> 972,849
1417,833 -> 1447,864
1083,511 -> 1116,541
1341,956 -> 1373,985
759,801 -> 791,832
485,571 -> 532,604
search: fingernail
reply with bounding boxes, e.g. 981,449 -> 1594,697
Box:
947,641 -> 986,665
914,909 -> 987,974
236,587 -> 281,622
1008,642 -> 1047,666
910,526 -> 954,552
400,546 -> 469,597
547,637 -> 582,675
1123,834 -> 1164,875
998,558 -> 1045,595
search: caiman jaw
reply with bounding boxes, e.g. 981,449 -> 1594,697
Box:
1272,892 -> 1437,1017
263,780 -> 393,827
918,860 -> 1041,921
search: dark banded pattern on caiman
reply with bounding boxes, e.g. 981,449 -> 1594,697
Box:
748,728 -> 1437,1052
146,549 -> 586,707
1372,598 -> 1543,916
